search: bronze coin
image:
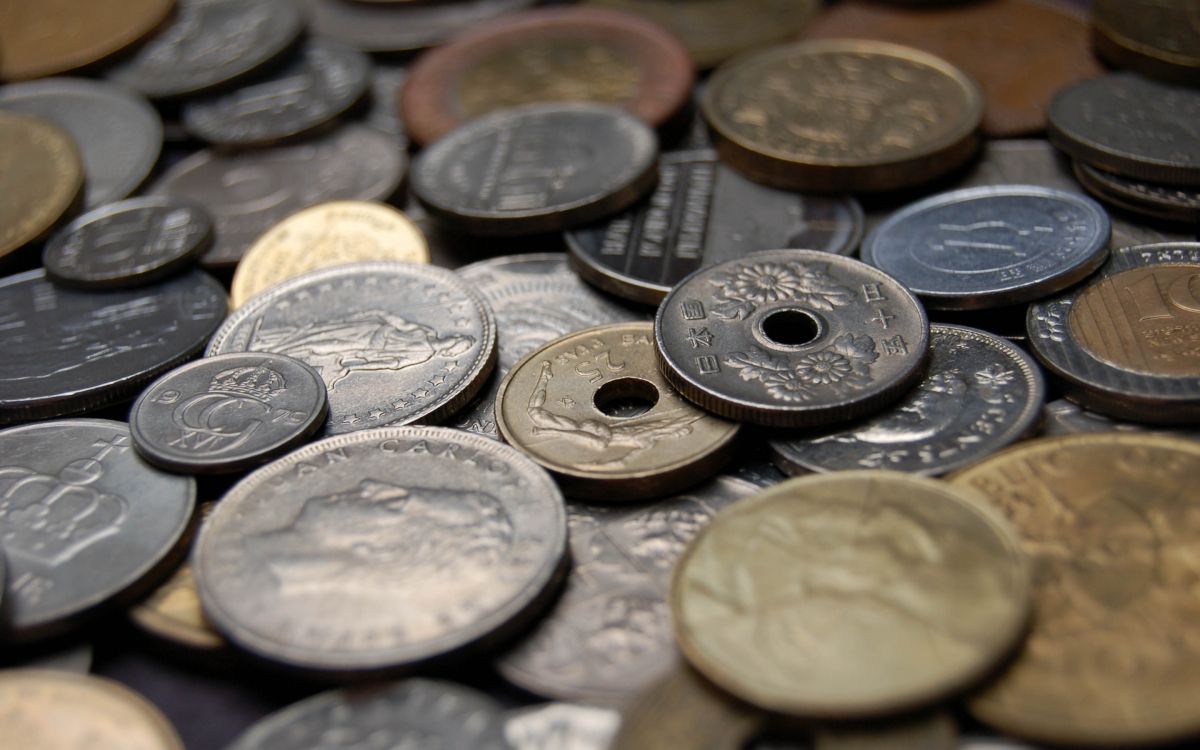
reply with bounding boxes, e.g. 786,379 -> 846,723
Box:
1092,0 -> 1200,84
0,111 -> 83,263
401,6 -> 694,146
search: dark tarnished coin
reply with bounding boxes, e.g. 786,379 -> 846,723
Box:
306,0 -> 538,54
449,253 -> 642,438
497,477 -> 758,703
181,40 -> 371,147
862,186 -> 1110,311
656,250 -> 929,428
1092,0 -> 1200,84
411,103 -> 658,237
0,420 -> 195,642
1048,74 -> 1200,186
193,427 -> 567,675
610,666 -> 763,750
811,713 -> 957,750
151,125 -> 404,267
401,6 -> 693,146
207,262 -> 495,435
0,269 -> 227,424
131,353 -> 328,474
505,704 -> 620,750
105,0 -> 304,100
43,198 -> 212,289
363,64 -> 409,143
770,325 -> 1043,476
1074,161 -> 1200,225
1041,398 -> 1200,441
0,112 -> 83,263
566,149 -> 864,305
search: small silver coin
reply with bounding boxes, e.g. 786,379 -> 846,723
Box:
362,64 -> 409,144
505,703 -> 621,750
1074,161 -> 1200,225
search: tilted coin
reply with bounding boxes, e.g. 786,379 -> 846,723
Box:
504,704 -> 620,750
401,6 -> 693,146
949,434 -> 1200,747
701,40 -> 983,192
0,671 -> 183,750
306,0 -> 538,54
43,198 -> 213,289
193,427 -> 567,675
0,420 -> 195,642
672,471 -> 1031,718
770,325 -> 1044,476
656,250 -> 929,428
0,112 -> 83,264
208,263 -> 495,435
566,149 -> 864,304
182,40 -> 372,147
1073,161 -> 1200,225
497,477 -> 758,703
7,644 -> 94,674
0,269 -> 227,424
1092,0 -> 1200,84
861,186 -> 1111,310
362,64 -> 409,143
411,103 -> 658,237
609,666 -> 763,750
105,0 -> 304,100
1041,398 -> 1200,441
497,323 -> 740,500
151,125 -> 405,267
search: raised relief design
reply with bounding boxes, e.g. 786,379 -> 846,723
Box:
726,334 -> 879,403
708,260 -> 853,320
931,220 -> 1053,257
812,370 -> 969,452
160,363 -> 291,455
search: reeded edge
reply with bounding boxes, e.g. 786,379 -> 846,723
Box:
1073,161 -> 1200,225
1091,21 -> 1200,86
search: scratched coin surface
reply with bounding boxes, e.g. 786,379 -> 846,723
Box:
498,476 -> 758,703
861,186 -> 1111,310
0,112 -> 83,263
609,666 -> 763,750
566,149 -> 864,304
306,0 -> 538,53
0,420 -> 195,642
671,471 -> 1031,717
1092,0 -> 1200,84
656,250 -> 929,428
193,427 -> 567,675
208,263 -> 495,434
1073,161 -> 1200,225
949,434 -> 1200,747
497,323 -> 740,499
770,325 -> 1043,476
504,703 -> 621,750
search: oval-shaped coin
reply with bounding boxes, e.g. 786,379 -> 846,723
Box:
861,186 -> 1110,310
43,198 -> 212,289
671,471 -> 1031,718
306,0 -> 537,54
0,112 -> 83,263
0,420 -> 195,642
411,103 -> 658,236
770,324 -> 1043,476
0,670 -> 183,749
656,250 -> 929,428
505,704 -> 620,750
609,666 -> 763,750
0,269 -> 227,424
497,323 -> 739,499
1073,161 -> 1200,225
702,40 -> 983,192
1092,0 -> 1200,85
193,427 -> 567,675
949,434 -> 1200,747
208,262 -> 495,434
566,149 -> 864,304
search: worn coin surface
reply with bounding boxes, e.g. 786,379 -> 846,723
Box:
1073,161 -> 1200,225
1092,0 -> 1200,84
498,476 -> 758,703
862,186 -> 1111,310
702,40 -> 983,192
770,325 -> 1043,476
0,420 -> 195,642
0,269 -> 227,424
411,103 -> 658,236
43,198 -> 212,289
566,149 -> 864,304
949,434 -> 1200,747
0,112 -> 83,263
307,0 -> 537,53
505,703 -> 621,750
193,427 -> 567,675
208,263 -> 495,434
497,323 -> 740,499
671,471 -> 1031,718
656,250 -> 929,428
609,666 -> 763,750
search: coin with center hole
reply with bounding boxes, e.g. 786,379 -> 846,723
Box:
0,112 -> 83,264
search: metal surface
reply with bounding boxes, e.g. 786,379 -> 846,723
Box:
609,666 -> 763,750
305,0 -> 537,54
0,112 -> 83,263
1041,398 -> 1200,441
505,703 -> 620,750
1092,0 -> 1200,84
1074,161 -> 1200,225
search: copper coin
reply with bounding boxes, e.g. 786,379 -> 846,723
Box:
0,111 -> 83,263
402,7 -> 693,146
801,0 -> 1101,137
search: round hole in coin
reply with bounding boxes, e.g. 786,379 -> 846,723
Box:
594,377 -> 659,419
760,309 -> 821,347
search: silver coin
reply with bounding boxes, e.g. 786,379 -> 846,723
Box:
0,419 -> 195,642
565,149 -> 863,304
497,476 -> 758,704
193,426 -> 567,675
862,185 -> 1110,310
1041,398 -> 1184,439
306,0 -> 537,53
449,253 -> 643,438
362,64 -> 409,144
957,738 -> 1038,750
1074,160 -> 1200,225
504,703 -> 620,750
769,325 -> 1044,476
226,679 -> 510,750
130,353 -> 329,474
206,262 -> 496,435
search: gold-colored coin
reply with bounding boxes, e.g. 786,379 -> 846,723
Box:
610,666 -> 763,750
701,40 -> 983,192
495,322 -> 740,501
0,670 -> 183,750
130,532 -> 226,653
949,434 -> 1200,747
671,471 -> 1030,718
0,111 -> 83,262
230,201 -> 429,308
1092,0 -> 1200,84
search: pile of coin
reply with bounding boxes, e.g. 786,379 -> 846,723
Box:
0,0 -> 1198,748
